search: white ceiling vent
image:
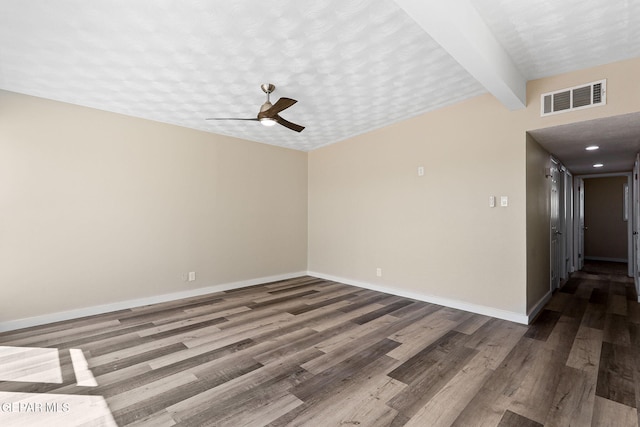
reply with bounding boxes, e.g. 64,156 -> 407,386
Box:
541,79 -> 606,117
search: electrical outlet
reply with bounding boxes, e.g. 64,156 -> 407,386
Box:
188,272 -> 196,282
376,268 -> 382,277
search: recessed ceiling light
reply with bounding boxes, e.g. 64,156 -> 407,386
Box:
586,145 -> 599,151
593,163 -> 604,168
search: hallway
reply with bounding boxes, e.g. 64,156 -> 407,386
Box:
522,260 -> 640,426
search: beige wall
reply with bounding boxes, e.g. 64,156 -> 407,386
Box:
584,176 -> 629,260
309,94 -> 529,314
309,57 -> 640,318
525,135 -> 551,311
3,57 -> 639,325
0,90 -> 308,323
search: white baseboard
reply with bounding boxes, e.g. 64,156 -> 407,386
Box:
584,256 -> 628,263
527,290 -> 552,324
307,271 -> 529,325
0,271 -> 307,333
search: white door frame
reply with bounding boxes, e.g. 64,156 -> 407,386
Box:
633,154 -> 640,295
564,169 -> 574,275
550,157 -> 562,291
574,172 -> 633,276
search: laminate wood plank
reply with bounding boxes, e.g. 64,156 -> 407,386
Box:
209,392 -> 303,427
290,338 -> 401,401
167,347 -> 322,423
125,409 -> 176,427
582,302 -> 606,330
590,287 -> 609,305
544,366 -> 596,427
596,342 -> 636,407
402,351 -> 494,427
172,366 -> 310,426
544,314 -> 581,357
302,301 -> 387,332
591,396 -> 639,427
453,313 -> 491,335
95,338 -> 255,397
350,300 -> 414,325
246,289 -> 320,309
544,291 -> 572,313
451,336 -> 545,427
603,313 -> 631,346
113,362 -> 296,425
387,330 -> 470,384
118,298 -> 225,325
300,319 -> 404,375
107,371 -> 199,412
317,303 -> 448,357
336,293 -> 398,313
286,291 -> 361,315
507,346 -> 567,424
478,336 -> 544,397
91,342 -> 188,377
560,278 -> 580,294
498,410 -> 543,427
608,293 -> 628,316
182,312 -> 294,348
574,279 -> 599,299
266,280 -> 324,295
141,310 -> 238,332
464,318 -> 528,370
387,336 -> 477,418
282,361 -> 404,427
524,309 -> 561,341
566,325 -> 603,374
387,308 -> 462,361
610,281 -> 629,296
165,304 -> 250,323
0,320 -> 123,347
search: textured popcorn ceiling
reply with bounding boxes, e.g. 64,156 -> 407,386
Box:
470,0 -> 640,79
0,0 -> 638,151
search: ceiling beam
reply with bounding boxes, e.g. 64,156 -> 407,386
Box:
393,0 -> 526,110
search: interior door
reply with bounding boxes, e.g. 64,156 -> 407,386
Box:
576,177 -> 585,271
634,155 -> 640,292
550,161 -> 561,291
564,170 -> 574,274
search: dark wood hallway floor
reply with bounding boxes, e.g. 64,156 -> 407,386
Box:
0,263 -> 638,426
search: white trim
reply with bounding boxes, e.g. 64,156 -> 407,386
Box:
527,290 -> 552,324
307,271 -> 529,325
0,271 -> 306,333
584,256 -> 628,263
393,0 -> 526,110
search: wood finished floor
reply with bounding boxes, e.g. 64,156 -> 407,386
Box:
1,263 -> 639,426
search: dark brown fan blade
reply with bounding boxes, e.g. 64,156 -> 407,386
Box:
205,118 -> 259,121
264,97 -> 297,116
275,115 -> 305,132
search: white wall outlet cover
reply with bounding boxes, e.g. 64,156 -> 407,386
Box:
188,272 -> 196,281
489,196 -> 496,207
500,196 -> 508,207
417,166 -> 425,176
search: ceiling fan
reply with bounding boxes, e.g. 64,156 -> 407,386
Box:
206,84 -> 305,132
